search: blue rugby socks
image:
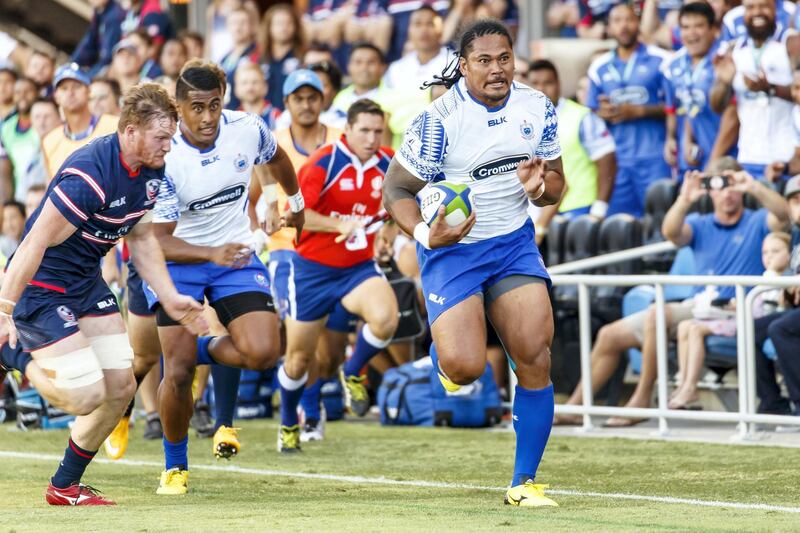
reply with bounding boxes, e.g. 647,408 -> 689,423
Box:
51,438 -> 97,488
0,343 -> 32,374
511,384 -> 554,487
196,336 -> 217,365
300,379 -> 322,422
278,366 -> 307,427
163,435 -> 189,471
343,324 -> 390,378
211,364 -> 241,430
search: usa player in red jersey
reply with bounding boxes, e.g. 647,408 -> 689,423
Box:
275,99 -> 399,452
0,84 -> 207,505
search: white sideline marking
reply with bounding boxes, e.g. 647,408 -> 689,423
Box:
1,450 -> 799,514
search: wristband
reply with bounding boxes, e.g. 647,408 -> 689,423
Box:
413,222 -> 431,250
530,181 -> 546,201
287,191 -> 305,213
263,184 -> 278,204
0,298 -> 15,316
589,200 -> 609,218
534,224 -> 548,237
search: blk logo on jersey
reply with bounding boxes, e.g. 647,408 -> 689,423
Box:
201,155 -> 220,167
97,298 -> 116,310
470,154 -> 528,180
488,117 -> 507,127
108,197 -> 126,208
188,183 -> 247,211
428,293 -> 446,305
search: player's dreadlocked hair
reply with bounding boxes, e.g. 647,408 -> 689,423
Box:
175,59 -> 228,101
423,19 -> 513,90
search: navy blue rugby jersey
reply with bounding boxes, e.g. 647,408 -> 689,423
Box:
16,133 -> 163,294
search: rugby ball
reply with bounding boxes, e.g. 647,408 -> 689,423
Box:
416,182 -> 475,227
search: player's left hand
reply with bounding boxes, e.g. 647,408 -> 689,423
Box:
161,294 -> 208,335
283,209 -> 305,244
0,314 -> 18,349
517,157 -> 546,200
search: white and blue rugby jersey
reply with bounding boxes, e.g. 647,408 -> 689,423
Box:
396,78 -> 560,243
154,110 -> 277,249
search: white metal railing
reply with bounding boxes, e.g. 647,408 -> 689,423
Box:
549,274 -> 800,439
548,241 -> 676,275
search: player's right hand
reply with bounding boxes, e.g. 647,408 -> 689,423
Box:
162,294 -> 208,336
429,206 -> 476,249
0,314 -> 18,349
210,243 -> 252,268
335,219 -> 365,243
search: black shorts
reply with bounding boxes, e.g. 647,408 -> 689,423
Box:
155,291 -> 275,328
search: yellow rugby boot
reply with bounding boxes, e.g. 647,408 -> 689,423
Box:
156,468 -> 189,495
341,371 -> 370,417
277,424 -> 301,453
438,372 -> 462,393
213,425 -> 241,459
504,482 -> 558,507
102,416 -> 130,460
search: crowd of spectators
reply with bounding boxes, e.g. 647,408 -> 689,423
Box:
1,0 -> 799,427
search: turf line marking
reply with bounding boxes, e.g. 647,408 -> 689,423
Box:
2,450 -> 799,514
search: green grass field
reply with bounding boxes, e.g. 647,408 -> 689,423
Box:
0,419 -> 798,532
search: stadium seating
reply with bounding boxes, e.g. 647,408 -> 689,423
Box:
593,214 -> 643,320
642,178 -> 677,245
642,179 -> 678,272
546,215 -> 570,266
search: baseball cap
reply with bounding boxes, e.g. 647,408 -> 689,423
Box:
112,38 -> 137,55
282,69 -> 323,98
54,62 -> 91,88
784,175 -> 800,199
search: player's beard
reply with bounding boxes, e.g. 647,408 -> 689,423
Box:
746,19 -> 776,41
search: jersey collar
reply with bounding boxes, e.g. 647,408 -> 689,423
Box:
455,78 -> 512,113
336,135 -> 381,173
178,122 -> 220,154
114,134 -> 141,178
